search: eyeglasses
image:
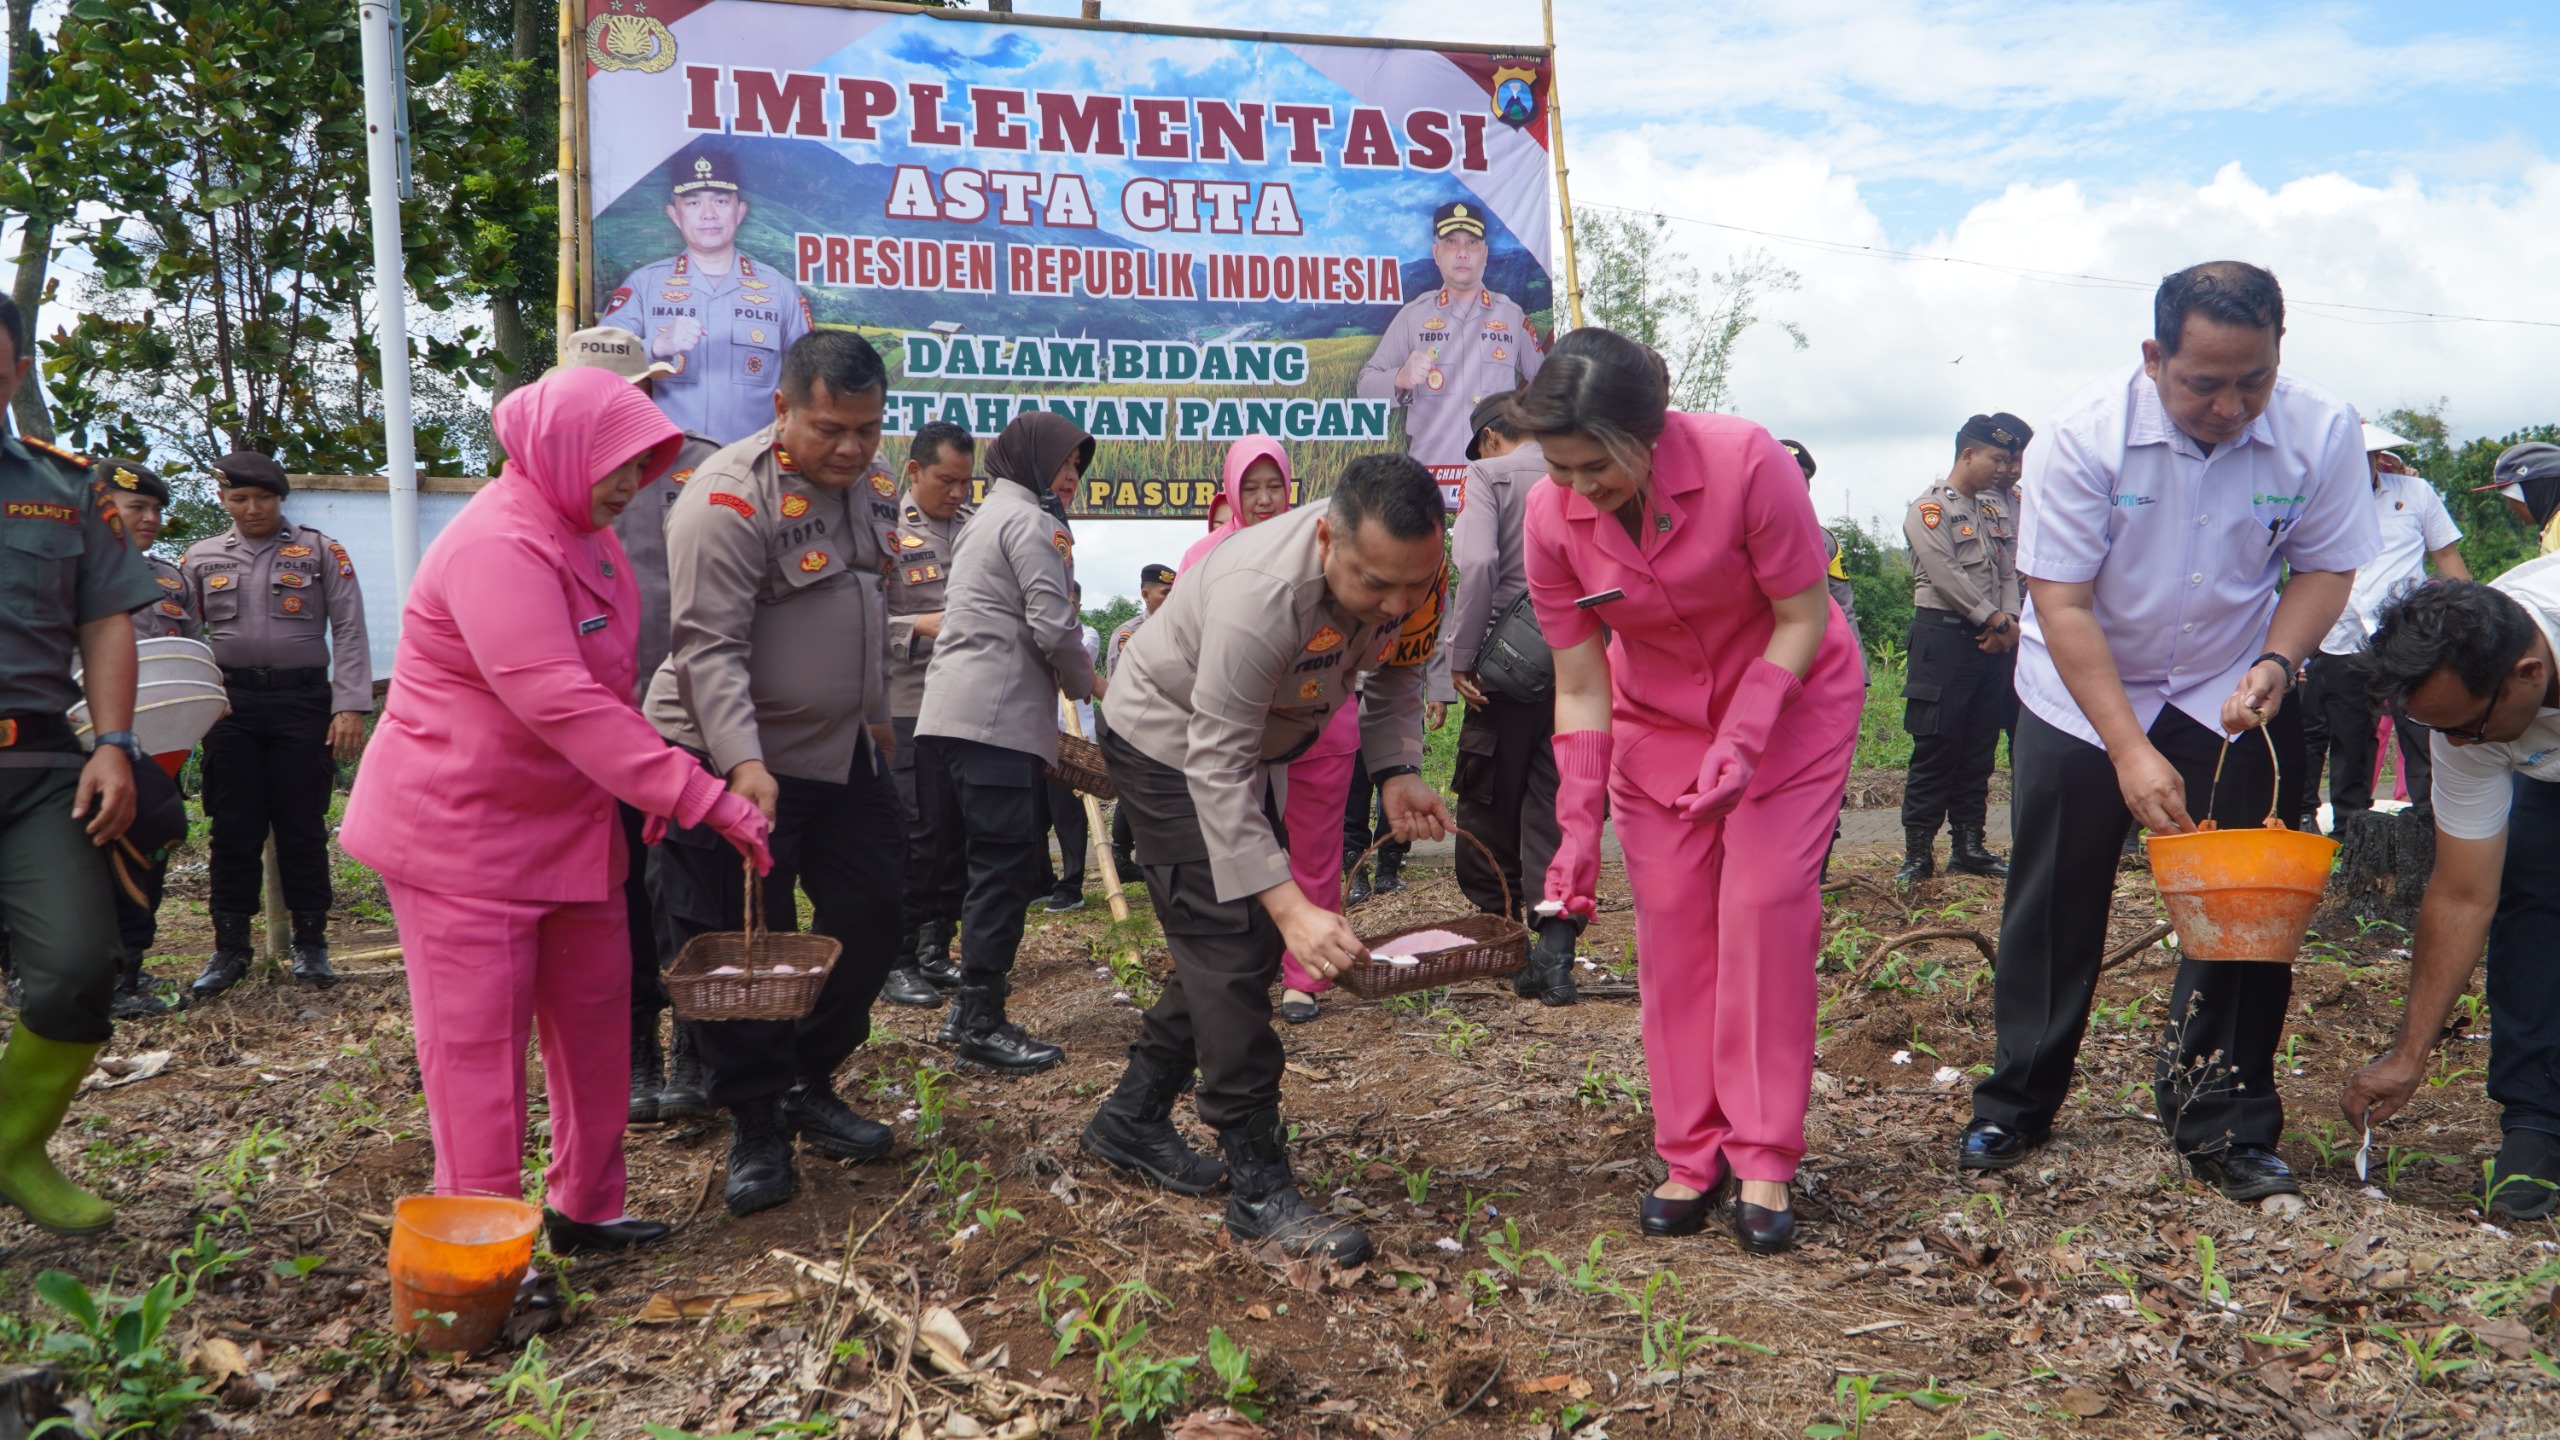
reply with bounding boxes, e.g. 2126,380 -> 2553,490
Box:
2439,673 -> 2513,744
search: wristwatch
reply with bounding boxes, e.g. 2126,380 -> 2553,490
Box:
2251,652 -> 2297,691
94,730 -> 143,764
1371,764 -> 1421,783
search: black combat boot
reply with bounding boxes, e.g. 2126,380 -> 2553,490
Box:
190,912 -> 256,1000
110,945 -> 174,1020
1079,1047 -> 1227,1194
1372,846 -> 1407,895
1894,827 -> 1936,887
880,925 -> 945,1008
722,1094 -> 797,1216
629,1012 -> 664,1125
942,977 -> 1063,1073
658,1020 -> 715,1120
781,1075 -> 894,1161
913,919 -> 960,990
1344,854 -> 1373,907
1947,825 -> 2010,879
1219,1109 -> 1372,1266
1511,913 -> 1581,1006
288,910 -> 336,988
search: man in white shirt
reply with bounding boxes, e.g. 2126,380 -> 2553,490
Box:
1961,262 -> 2380,1203
2298,427 -> 2468,828
2341,569 -> 2560,1217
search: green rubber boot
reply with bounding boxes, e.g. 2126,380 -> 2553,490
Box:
0,1028 -> 115,1235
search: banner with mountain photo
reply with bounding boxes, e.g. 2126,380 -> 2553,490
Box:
578,0 -> 1555,515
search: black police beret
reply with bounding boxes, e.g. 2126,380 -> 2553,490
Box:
1958,413 -> 2032,453
210,451 -> 290,497
1777,439 -> 1816,480
1433,200 -> 1487,239
1140,563 -> 1176,586
99,457 -> 169,505
672,150 -> 741,196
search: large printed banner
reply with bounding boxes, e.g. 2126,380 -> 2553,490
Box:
580,1 -> 1555,515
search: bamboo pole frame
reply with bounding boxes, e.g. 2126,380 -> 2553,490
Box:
555,0 -> 579,357
1544,0 -> 1584,330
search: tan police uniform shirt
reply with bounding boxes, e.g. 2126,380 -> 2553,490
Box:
610,431 -> 720,701
913,480 -> 1092,763
0,437 -> 161,717
130,555 -> 202,641
643,425 -> 892,783
1103,503 -> 1429,903
884,488 -> 972,720
1903,482 -> 2018,629
1445,439 -> 1544,672
1355,286 -> 1545,468
181,521 -> 373,712
1106,612 -> 1145,676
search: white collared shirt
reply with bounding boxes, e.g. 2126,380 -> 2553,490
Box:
2013,362 -> 2380,749
2318,470 -> 2461,655
2431,553 -> 2560,841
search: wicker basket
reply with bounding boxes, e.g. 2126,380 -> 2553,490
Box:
664,858 -> 842,1022
1047,731 -> 1117,801
1336,829 -> 1530,998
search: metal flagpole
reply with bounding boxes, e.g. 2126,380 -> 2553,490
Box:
358,0 -> 421,604
1543,0 -> 1585,329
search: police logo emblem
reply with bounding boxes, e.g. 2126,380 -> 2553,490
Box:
281,594 -> 305,614
1298,679 -> 1324,702
206,573 -> 233,590
1051,531 -> 1072,557
1958,523 -> 1975,538
898,533 -> 926,549
1492,347 -> 1508,362
871,472 -> 896,496
780,494 -> 810,519
109,467 -> 141,490
1491,62 -> 1541,128
799,549 -> 828,573
1426,370 -> 1445,391
1919,503 -> 1943,530
158,600 -> 185,617
603,286 -> 634,316
586,13 -> 677,73
670,468 -> 695,486
277,571 -> 309,588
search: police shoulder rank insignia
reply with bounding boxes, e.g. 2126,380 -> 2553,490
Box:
1305,626 -> 1344,654
870,471 -> 896,496
1298,679 -> 1324,701
779,494 -> 810,519
156,574 -> 182,591
21,437 -> 88,468
906,567 -> 926,585
774,446 -> 797,473
1919,503 -> 1942,530
710,493 -> 756,520
799,549 -> 828,573
279,543 -> 313,558
281,594 -> 305,614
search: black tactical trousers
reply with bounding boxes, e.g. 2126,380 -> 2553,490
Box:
0,752 -> 121,1042
2304,650 -> 2433,820
201,681 -> 335,915
926,736 -> 1048,984
113,846 -> 171,962
1972,706 -> 2292,1155
1040,778 -> 1088,890
2489,777 -> 2560,1138
1103,729 -> 1285,1130
1450,692 -> 1560,917
619,802 -> 663,1021
1900,609 -> 2014,836
647,750 -> 903,1108
892,716 -> 966,931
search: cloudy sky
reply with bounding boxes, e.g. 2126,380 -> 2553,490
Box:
1036,0 -> 2560,600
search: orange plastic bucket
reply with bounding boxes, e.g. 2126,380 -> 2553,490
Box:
2146,822 -> 2338,963
387,1194 -> 539,1354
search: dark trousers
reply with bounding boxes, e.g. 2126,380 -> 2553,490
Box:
1901,610 -> 2014,836
892,716 -> 966,931
1104,728 -> 1284,1131
1451,692 -> 1560,917
1340,749 -> 1406,864
2488,776 -> 2560,1137
926,736 -> 1048,983
2271,681 -> 2312,832
1973,705 -> 2292,1154
2293,663 -> 2330,828
201,682 -> 335,915
0,756 -> 121,1042
2304,650 -> 2433,819
647,752 -> 903,1108
1040,778 -> 1088,890
113,847 -> 171,964
620,803 -> 663,1020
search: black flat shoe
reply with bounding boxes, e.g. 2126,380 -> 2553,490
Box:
2186,1143 -> 2300,1203
1639,1186 -> 1714,1237
1734,1195 -> 1795,1255
880,966 -> 947,1009
542,1210 -> 671,1254
1956,1119 -> 2045,1172
1278,995 -> 1320,1025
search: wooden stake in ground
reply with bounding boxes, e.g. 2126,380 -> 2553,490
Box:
1059,693 -> 1128,923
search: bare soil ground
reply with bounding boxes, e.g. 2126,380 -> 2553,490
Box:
5,840 -> 2556,1440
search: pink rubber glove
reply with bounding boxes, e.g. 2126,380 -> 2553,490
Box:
1543,730 -> 1613,920
705,792 -> 776,876
1678,657 -> 1802,823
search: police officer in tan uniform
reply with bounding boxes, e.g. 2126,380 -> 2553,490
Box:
881,420 -> 975,1010
645,330 -> 904,1218
556,324 -> 730,1125
94,459 -> 196,1017
182,452 -> 370,997
1897,414 -> 2030,884
1356,201 -> 1546,468
1080,453 -> 1450,1267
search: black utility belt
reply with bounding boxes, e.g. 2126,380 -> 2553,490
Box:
0,711 -> 71,748
1914,607 -> 1977,628
221,666 -> 329,691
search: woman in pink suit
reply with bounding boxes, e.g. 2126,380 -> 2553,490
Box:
1518,330 -> 1860,1254
341,367 -> 772,1254
1180,438 -> 1361,1025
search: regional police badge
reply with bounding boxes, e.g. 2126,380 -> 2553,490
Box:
1491,62 -> 1542,128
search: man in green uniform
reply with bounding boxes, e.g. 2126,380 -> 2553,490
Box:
0,295 -> 161,1233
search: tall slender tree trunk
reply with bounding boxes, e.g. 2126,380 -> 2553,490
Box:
6,0 -> 56,438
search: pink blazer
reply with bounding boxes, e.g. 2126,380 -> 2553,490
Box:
341,371 -> 721,903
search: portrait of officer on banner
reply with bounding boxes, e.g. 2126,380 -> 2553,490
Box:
599,149 -> 813,445
1356,200 -> 1546,471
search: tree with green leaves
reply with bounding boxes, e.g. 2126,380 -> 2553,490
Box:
1573,209 -> 1806,412
2376,402 -> 2560,585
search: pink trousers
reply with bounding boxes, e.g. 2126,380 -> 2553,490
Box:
1612,730 -> 1852,1190
1278,707 -> 1362,995
387,880 -> 632,1223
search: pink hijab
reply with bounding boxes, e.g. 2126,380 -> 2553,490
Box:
1179,436 -> 1291,572
491,366 -> 683,537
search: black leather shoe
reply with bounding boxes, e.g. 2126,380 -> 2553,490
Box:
2187,1143 -> 2301,1202
191,911 -> 255,1000
1221,1110 -> 1370,1265
2485,1129 -> 2560,1219
1639,1186 -> 1713,1237
1957,1120 -> 2045,1172
1043,882 -> 1087,913
658,1021 -> 715,1121
628,1013 -> 664,1125
1734,1193 -> 1795,1255
1277,994 -> 1320,1024
1079,1047 -> 1227,1195
1894,827 -> 1936,887
722,1096 -> 798,1216
1946,826 -> 2010,879
946,980 -> 1064,1073
543,1209 -> 671,1254
782,1080 -> 894,1161
110,971 -> 176,1020
880,966 -> 947,1009
289,910 -> 337,988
